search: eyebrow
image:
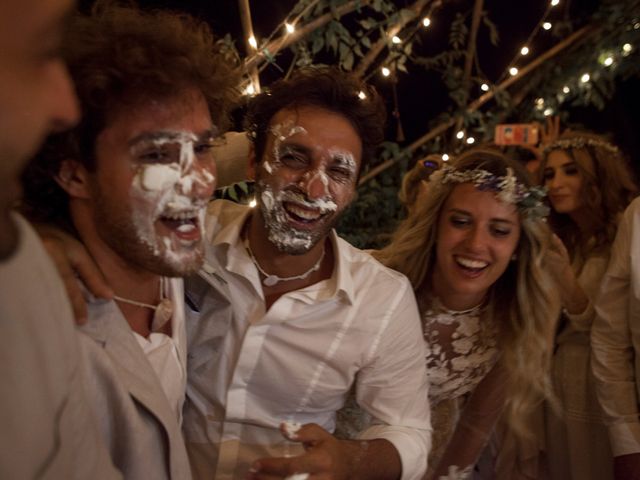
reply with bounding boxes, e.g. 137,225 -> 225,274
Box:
449,208 -> 518,225
128,128 -> 218,147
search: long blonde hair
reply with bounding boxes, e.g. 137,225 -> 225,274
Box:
375,147 -> 560,436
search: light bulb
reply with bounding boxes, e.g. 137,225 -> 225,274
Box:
381,67 -> 391,77
422,17 -> 431,27
543,22 -> 552,30
509,67 -> 519,76
521,46 -> 530,55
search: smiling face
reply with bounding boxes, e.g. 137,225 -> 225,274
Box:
0,0 -> 79,259
252,105 -> 362,254
432,183 -> 521,310
87,88 -> 216,276
543,149 -> 585,215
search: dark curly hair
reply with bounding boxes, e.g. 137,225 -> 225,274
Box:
21,1 -> 239,230
243,66 -> 386,176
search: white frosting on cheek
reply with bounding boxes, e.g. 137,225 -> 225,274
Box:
261,188 -> 276,211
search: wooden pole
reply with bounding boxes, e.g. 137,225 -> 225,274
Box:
238,0 -> 261,93
358,24 -> 596,186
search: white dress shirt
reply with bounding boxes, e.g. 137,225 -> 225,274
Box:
183,200 -> 432,480
132,279 -> 188,422
592,197 -> 640,456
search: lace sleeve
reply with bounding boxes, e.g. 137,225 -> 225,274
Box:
429,361 -> 508,480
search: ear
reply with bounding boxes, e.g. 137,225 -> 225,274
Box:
55,159 -> 92,199
247,143 -> 257,182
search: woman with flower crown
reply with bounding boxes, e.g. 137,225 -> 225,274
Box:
538,131 -> 637,480
374,146 -> 560,479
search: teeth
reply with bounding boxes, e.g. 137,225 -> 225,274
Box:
163,210 -> 198,221
455,256 -> 488,269
285,204 -> 322,221
177,223 -> 196,233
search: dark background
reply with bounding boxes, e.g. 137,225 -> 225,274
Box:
83,0 -> 640,165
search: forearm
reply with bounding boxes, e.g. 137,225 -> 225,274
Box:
345,438 -> 402,480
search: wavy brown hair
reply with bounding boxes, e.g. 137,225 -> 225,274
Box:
376,147 -> 560,436
21,1 -> 239,230
541,130 -> 637,258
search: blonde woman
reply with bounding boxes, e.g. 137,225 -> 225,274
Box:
375,147 -> 560,479
539,132 -> 637,479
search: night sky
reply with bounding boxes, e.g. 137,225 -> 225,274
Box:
84,0 -> 640,164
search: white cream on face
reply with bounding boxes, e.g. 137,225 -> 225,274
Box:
257,122 -> 363,252
128,130 -> 215,272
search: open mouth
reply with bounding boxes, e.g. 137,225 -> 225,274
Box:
283,201 -> 327,224
160,210 -> 201,241
454,255 -> 489,274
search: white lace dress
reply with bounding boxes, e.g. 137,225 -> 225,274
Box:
424,298 -> 501,480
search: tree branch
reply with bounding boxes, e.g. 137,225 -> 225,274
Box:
244,0 -> 372,72
452,0 -> 484,140
353,0 -> 433,79
358,24 -> 596,186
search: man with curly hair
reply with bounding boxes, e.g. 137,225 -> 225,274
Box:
183,68 -> 431,480
21,3 -> 237,478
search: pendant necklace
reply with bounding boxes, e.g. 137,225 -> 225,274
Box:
113,277 -> 173,330
245,239 -> 325,287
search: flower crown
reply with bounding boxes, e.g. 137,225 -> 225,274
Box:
543,137 -> 619,155
431,165 -> 549,219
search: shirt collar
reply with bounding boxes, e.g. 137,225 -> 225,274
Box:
208,200 -> 355,304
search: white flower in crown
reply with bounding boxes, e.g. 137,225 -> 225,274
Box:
495,168 -> 518,205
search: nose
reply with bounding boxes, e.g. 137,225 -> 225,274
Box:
181,159 -> 216,200
546,171 -> 565,191
49,62 -> 80,133
300,170 -> 329,200
465,225 -> 489,252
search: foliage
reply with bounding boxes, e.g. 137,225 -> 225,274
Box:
230,0 -> 640,248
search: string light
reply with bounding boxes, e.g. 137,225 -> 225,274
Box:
249,198 -> 257,208
381,67 -> 391,77
550,0 -> 560,6
248,35 -> 257,49
442,153 -> 450,161
581,73 -> 590,83
535,97 -> 545,109
244,83 -> 256,96
466,137 -> 475,144
542,22 -> 552,30
392,35 -> 402,44
285,23 -> 295,34
562,85 -> 571,94
422,17 -> 431,27
634,22 -> 640,30
509,67 -> 519,76
603,56 -> 614,66
456,130 -> 465,139
520,46 -> 530,55
358,90 -> 367,100
544,107 -> 554,116
623,43 -> 633,55
480,83 -> 489,91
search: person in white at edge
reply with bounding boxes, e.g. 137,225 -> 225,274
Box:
592,196 -> 640,480
183,68 -> 431,480
0,0 -> 120,477
19,5 -> 237,479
